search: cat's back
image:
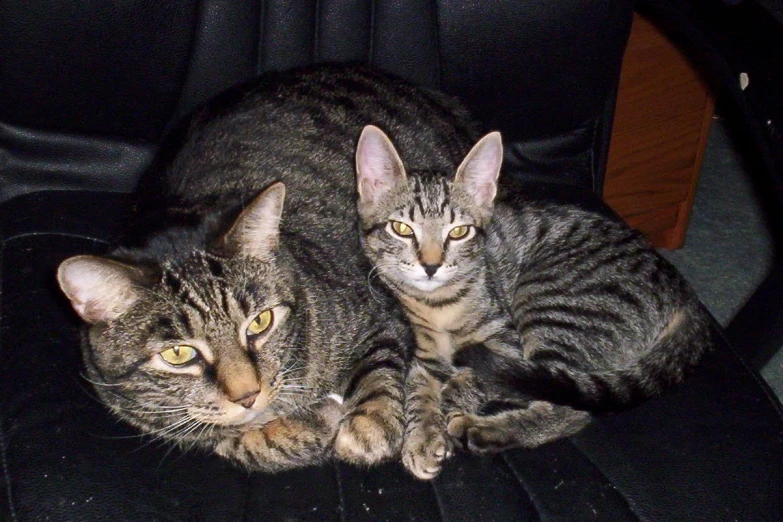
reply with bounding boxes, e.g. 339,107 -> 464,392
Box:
490,196 -> 695,322
162,64 -> 477,223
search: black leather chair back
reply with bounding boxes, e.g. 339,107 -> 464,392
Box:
0,0 -> 633,203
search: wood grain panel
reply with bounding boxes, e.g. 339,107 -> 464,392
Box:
623,205 -> 680,236
604,13 -> 715,250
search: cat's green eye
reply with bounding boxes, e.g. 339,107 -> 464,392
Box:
246,310 -> 273,337
448,225 -> 471,240
391,221 -> 414,237
160,345 -> 198,366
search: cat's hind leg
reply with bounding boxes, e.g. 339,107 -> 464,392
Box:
446,402 -> 591,453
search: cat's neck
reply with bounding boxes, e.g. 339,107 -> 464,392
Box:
394,267 -> 495,332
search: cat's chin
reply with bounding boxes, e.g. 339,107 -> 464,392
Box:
225,407 -> 276,427
406,278 -> 448,292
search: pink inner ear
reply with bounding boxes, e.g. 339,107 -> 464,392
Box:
475,183 -> 496,204
72,301 -> 91,320
58,258 -> 141,324
467,144 -> 502,186
356,126 -> 405,204
67,276 -> 130,324
360,177 -> 388,202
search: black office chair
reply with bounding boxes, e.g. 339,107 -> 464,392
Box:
1,1 -> 781,520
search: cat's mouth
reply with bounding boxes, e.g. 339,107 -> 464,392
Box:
227,407 -> 277,427
407,277 -> 448,292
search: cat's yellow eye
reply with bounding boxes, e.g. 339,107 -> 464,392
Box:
391,221 -> 414,237
448,225 -> 471,240
246,310 -> 273,337
160,345 -> 198,366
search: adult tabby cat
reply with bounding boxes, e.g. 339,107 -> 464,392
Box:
56,64 -> 478,475
356,126 -> 713,476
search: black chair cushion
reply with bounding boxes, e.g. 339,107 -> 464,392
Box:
2,187 -> 781,521
1,0 -> 634,202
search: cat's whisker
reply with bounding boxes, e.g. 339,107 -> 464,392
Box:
183,421 -> 212,454
106,397 -> 192,412
98,416 -> 191,441
275,392 -> 307,401
110,401 -> 192,416
274,396 -> 299,409
81,374 -> 125,387
78,381 -> 194,423
277,390 -> 309,397
176,418 -> 206,446
277,386 -> 310,394
278,364 -> 306,377
155,418 -> 205,468
111,413 -> 195,445
155,441 -> 182,470
112,409 -> 190,421
365,263 -> 399,304
96,386 -> 193,411
145,417 -> 198,458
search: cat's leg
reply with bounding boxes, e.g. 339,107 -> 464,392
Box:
446,401 -> 591,453
441,334 -> 592,453
440,366 -> 493,416
216,397 -> 343,472
401,358 -> 455,480
440,334 -> 525,417
333,337 -> 406,466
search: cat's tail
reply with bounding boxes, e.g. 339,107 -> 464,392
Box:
454,303 -> 713,412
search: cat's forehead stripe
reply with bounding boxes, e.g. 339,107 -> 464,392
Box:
405,173 -> 455,220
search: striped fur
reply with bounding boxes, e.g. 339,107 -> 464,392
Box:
357,129 -> 713,464
57,64 -> 478,473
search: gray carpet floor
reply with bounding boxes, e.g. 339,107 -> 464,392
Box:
658,117 -> 782,400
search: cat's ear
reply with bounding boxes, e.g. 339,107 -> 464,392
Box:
222,182 -> 285,260
454,132 -> 503,208
57,256 -> 149,324
355,125 -> 406,205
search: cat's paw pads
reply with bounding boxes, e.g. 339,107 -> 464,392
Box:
402,425 -> 453,480
333,411 -> 401,466
446,413 -> 508,454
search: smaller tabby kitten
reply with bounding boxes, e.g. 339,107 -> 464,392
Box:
356,125 -> 712,479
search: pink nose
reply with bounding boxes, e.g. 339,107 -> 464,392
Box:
231,390 -> 260,409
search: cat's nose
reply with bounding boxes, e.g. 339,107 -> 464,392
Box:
422,263 -> 441,277
231,389 -> 261,409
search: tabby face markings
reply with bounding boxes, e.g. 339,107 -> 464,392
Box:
58,183 -> 311,430
382,212 -> 478,291
152,339 -> 212,376
239,307 -> 284,348
93,259 -> 298,428
356,126 -> 502,296
142,265 -> 300,426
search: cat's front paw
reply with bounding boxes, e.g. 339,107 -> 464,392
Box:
333,404 -> 403,466
402,421 -> 453,480
446,413 -> 510,454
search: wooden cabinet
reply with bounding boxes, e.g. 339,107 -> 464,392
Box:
604,13 -> 715,249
